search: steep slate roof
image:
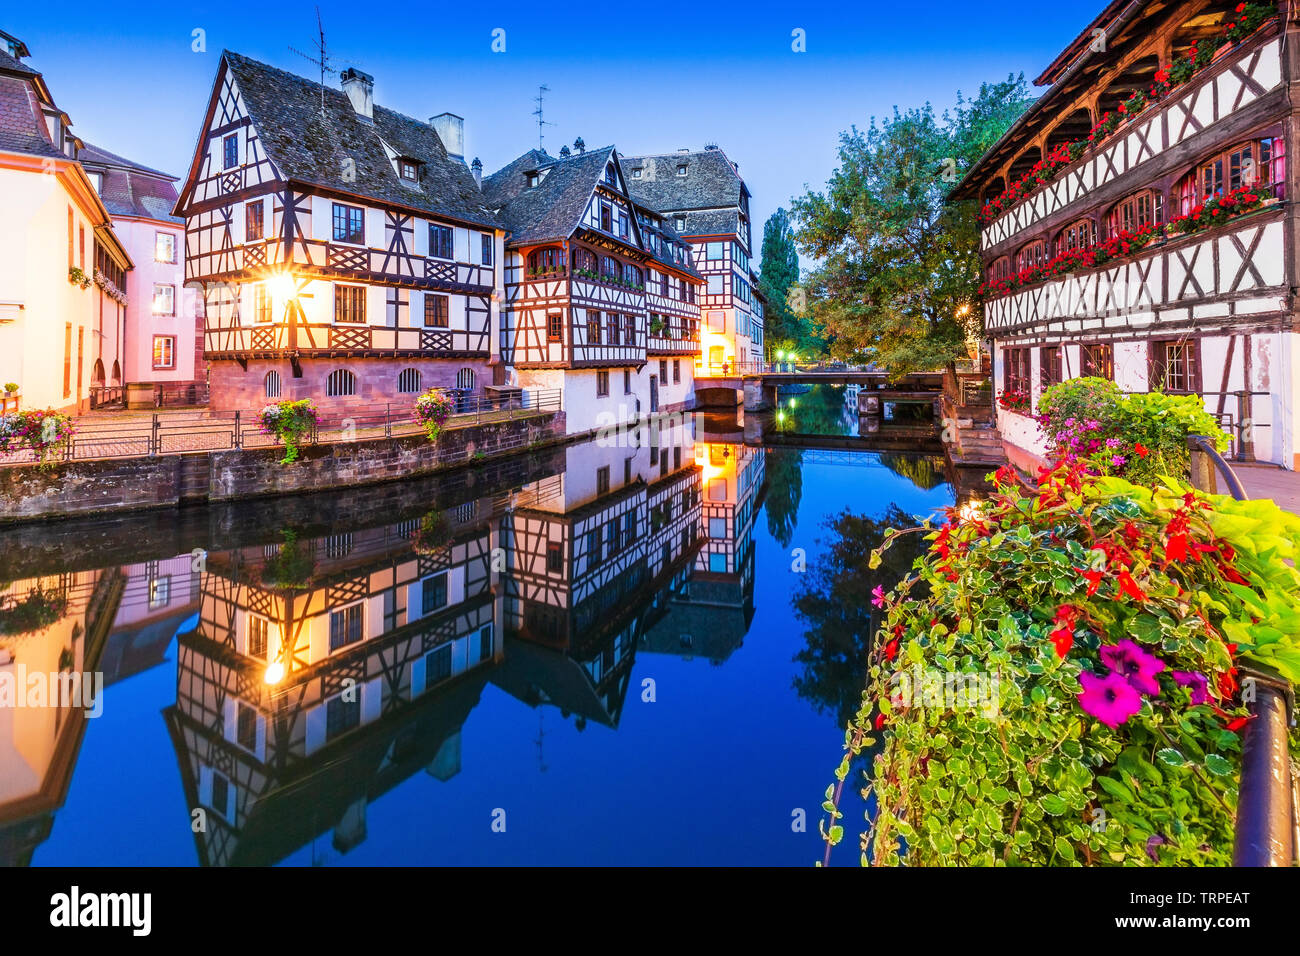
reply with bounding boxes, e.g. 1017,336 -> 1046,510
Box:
218,51 -> 499,230
0,45 -> 64,160
486,145 -> 614,245
619,148 -> 747,212
673,208 -> 739,239
80,141 -> 183,222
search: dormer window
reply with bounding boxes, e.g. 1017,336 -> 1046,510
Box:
674,215 -> 686,231
632,168 -> 643,179
398,160 -> 419,182
526,171 -> 539,188
86,171 -> 103,193
605,163 -> 617,186
676,164 -> 687,177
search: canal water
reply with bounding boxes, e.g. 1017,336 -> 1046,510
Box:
1,385 -> 958,866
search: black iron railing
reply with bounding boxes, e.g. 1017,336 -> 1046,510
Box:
1187,434 -> 1297,867
0,389 -> 562,465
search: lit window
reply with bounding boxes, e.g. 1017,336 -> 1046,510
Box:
155,232 -> 176,263
152,335 -> 175,369
399,160 -> 418,181
152,284 -> 176,315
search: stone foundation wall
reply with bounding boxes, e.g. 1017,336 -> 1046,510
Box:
0,411 -> 564,525
208,356 -> 495,414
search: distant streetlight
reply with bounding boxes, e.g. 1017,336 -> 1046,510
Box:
776,350 -> 786,360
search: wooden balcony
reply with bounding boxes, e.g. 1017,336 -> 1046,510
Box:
192,238 -> 494,295
204,321 -> 489,360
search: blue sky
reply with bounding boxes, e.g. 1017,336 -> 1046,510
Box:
9,0 -> 1101,247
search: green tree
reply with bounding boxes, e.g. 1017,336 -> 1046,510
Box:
791,504 -> 926,726
791,75 -> 1033,375
757,208 -> 809,349
763,447 -> 803,549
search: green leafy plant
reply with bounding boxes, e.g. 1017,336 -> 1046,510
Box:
67,266 -> 91,289
822,462 -> 1300,866
1037,378 -> 1229,485
259,530 -> 316,589
257,399 -> 318,464
0,587 -> 69,636
3,383 -> 17,395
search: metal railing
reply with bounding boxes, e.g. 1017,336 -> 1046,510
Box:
0,389 -> 562,466
1187,434 -> 1297,867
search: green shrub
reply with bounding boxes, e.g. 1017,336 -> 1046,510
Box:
823,462 -> 1300,866
1037,379 -> 1229,485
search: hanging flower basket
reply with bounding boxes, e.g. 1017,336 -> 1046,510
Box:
411,510 -> 453,556
0,409 -> 74,468
257,399 -> 318,464
413,387 -> 455,442
259,531 -> 316,590
0,588 -> 69,637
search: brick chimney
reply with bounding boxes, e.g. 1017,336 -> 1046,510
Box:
431,113 -> 464,161
340,67 -> 374,121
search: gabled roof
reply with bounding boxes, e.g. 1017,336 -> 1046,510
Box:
486,145 -> 617,246
619,148 -> 748,213
79,141 -> 181,223
208,52 -> 500,230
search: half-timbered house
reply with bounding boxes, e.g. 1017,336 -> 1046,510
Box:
492,435 -> 704,727
173,52 -> 505,413
484,144 -> 702,434
165,500 -> 501,864
951,1 -> 1300,469
621,147 -> 760,371
693,441 -> 762,617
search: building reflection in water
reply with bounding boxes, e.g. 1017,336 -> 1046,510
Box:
0,411 -> 951,866
158,421 -> 732,865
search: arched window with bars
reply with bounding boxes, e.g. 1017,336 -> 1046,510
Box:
397,368 -> 421,393
573,247 -> 596,273
326,369 -> 356,397
455,368 -> 476,391
265,370 -> 282,399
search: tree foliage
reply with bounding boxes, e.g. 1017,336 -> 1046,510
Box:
758,207 -> 822,354
791,75 -> 1033,374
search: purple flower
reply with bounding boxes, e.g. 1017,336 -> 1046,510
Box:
1145,834 -> 1165,861
1078,671 -> 1143,728
1105,437 -> 1123,449
871,585 -> 886,609
1100,639 -> 1165,696
1085,420 -> 1101,430
1111,454 -> 1127,468
1172,671 -> 1210,706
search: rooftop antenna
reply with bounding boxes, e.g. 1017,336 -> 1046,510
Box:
290,7 -> 366,116
532,84 -> 555,151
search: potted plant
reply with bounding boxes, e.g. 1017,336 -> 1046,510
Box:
3,384 -> 17,396
0,408 -> 74,468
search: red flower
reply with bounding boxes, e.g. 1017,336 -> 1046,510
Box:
1079,568 -> 1104,597
1134,442 -> 1149,457
883,638 -> 899,662
1225,715 -> 1252,733
1117,570 -> 1146,601
874,713 -> 889,730
1049,626 -> 1073,658
1166,532 -> 1188,563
